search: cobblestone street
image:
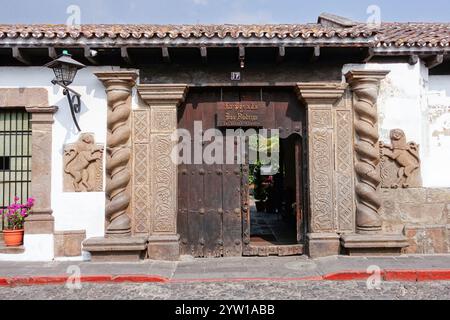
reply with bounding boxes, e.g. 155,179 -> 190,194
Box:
1,281 -> 450,300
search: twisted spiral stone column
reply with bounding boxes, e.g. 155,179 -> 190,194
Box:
95,71 -> 138,238
346,70 -> 389,234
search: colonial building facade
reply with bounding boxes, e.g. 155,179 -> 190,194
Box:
0,13 -> 449,261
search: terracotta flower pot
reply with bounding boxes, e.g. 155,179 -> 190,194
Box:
3,229 -> 24,247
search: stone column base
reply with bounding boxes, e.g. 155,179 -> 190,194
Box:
341,234 -> 409,256
25,210 -> 54,234
307,233 -> 341,259
83,236 -> 147,262
148,234 -> 180,261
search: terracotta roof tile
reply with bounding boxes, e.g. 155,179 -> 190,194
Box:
0,22 -> 448,48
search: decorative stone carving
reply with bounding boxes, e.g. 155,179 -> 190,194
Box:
63,133 -> 104,192
336,110 -> 355,232
296,82 -> 347,258
132,109 -> 150,234
137,84 -> 188,261
83,71 -> 148,263
345,70 -> 389,234
95,71 -> 138,238
380,129 -> 422,188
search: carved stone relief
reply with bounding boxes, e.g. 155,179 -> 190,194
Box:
63,133 -> 104,192
380,129 -> 422,188
132,109 -> 151,234
336,110 -> 355,232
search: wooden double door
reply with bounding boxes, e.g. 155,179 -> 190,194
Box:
177,87 -> 306,257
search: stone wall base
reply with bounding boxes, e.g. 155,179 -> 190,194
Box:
148,235 -> 180,261
83,236 -> 147,262
341,234 -> 409,256
54,230 -> 86,258
307,233 -> 341,258
24,210 -> 54,235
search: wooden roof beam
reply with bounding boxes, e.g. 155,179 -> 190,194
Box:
425,54 -> 444,69
48,47 -> 58,59
363,48 -> 375,62
12,47 -> 32,65
408,54 -> 419,65
121,47 -> 133,65
310,46 -> 320,62
162,47 -> 171,63
200,46 -> 207,64
84,47 -> 98,65
239,46 -> 245,68
276,46 -> 285,64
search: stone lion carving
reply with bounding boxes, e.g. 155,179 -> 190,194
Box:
63,133 -> 104,192
380,129 -> 422,188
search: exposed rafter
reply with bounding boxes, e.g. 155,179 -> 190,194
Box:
239,46 -> 245,68
363,47 -> 375,62
162,47 -> 171,63
48,47 -> 58,59
425,54 -> 444,69
310,46 -> 320,62
84,47 -> 98,65
408,54 -> 419,65
121,47 -> 132,65
12,47 -> 31,65
276,46 -> 285,64
200,46 -> 207,64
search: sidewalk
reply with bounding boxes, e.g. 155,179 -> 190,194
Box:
1,255 -> 450,286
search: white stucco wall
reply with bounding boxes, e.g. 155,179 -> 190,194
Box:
426,75 -> 450,187
0,66 -> 128,260
343,61 -> 449,188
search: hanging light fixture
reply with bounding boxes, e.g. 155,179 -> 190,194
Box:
45,50 -> 86,131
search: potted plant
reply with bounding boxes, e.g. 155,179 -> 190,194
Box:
2,196 -> 35,247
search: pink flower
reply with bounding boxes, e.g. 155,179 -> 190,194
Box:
13,196 -> 20,203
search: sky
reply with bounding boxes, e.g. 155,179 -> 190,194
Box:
0,0 -> 449,24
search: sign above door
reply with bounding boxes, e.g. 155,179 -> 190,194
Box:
217,102 -> 266,128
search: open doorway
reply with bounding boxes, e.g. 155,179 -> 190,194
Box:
248,134 -> 303,251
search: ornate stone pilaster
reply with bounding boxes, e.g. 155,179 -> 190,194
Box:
137,84 -> 188,261
26,106 -> 58,234
296,82 -> 347,258
83,71 -> 147,262
342,70 -> 408,256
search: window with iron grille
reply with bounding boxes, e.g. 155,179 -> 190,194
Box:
0,109 -> 32,231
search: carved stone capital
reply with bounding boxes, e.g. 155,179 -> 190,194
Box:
296,82 -> 347,107
95,71 -> 138,88
345,69 -> 389,234
137,84 -> 188,107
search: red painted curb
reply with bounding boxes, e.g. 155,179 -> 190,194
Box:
417,270 -> 450,281
384,270 -> 417,282
10,276 -> 69,287
169,276 -> 324,283
322,271 -> 376,281
0,277 -> 10,286
0,270 -> 450,286
112,275 -> 168,283
79,275 -> 114,283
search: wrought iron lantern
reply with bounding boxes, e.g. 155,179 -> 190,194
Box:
45,50 -> 86,131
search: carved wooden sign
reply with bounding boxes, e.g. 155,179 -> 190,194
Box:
63,133 -> 104,192
217,102 -> 265,127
